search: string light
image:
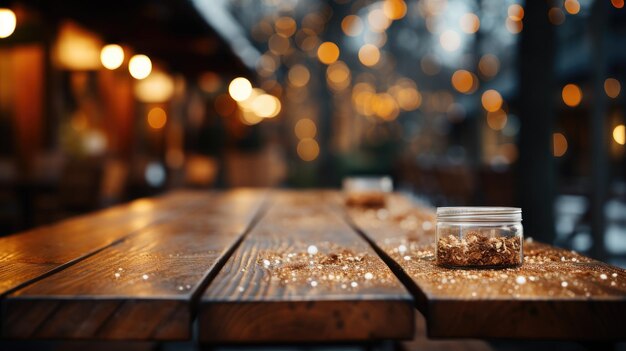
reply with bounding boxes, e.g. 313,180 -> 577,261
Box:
100,44 -> 124,70
229,77 -> 253,102
128,54 -> 152,80
0,8 -> 17,38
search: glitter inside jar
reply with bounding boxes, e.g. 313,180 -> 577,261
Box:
435,207 -> 523,269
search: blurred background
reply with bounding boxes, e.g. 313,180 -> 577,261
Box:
0,0 -> 624,265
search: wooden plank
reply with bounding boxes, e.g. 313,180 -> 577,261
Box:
2,190 -> 266,340
199,191 -> 414,343
0,190 -> 209,297
347,194 -> 626,340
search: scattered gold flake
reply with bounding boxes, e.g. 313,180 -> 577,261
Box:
257,243 -> 397,291
348,195 -> 626,300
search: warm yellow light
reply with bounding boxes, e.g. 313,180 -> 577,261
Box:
358,44 -> 381,67
613,0 -> 625,8
100,44 -> 124,70
251,94 -> 281,118
368,8 -> 391,32
317,42 -> 340,65
0,8 -> 17,38
268,34 -> 290,55
459,13 -> 480,34
548,8 -> 565,25
288,64 -> 310,88
327,61 -> 351,91
390,83 -> 422,111
604,78 -> 621,99
481,90 -> 503,112
55,22 -> 102,70
129,54 -> 152,80
440,30 -> 461,52
372,93 -> 399,120
614,125 -> 626,145
228,77 -> 253,102
147,107 -> 167,129
564,0 -> 580,14
275,17 -> 296,38
478,54 -> 500,78
295,118 -> 317,139
240,110 -> 263,125
508,4 -> 524,21
297,138 -> 320,161
553,133 -> 568,157
341,15 -> 364,37
134,71 -> 175,103
451,70 -> 476,94
505,18 -> 523,34
383,0 -> 407,20
562,84 -> 582,107
487,110 -> 507,130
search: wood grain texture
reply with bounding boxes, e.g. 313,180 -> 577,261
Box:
0,190 -> 209,296
2,190 -> 266,340
347,194 -> 626,340
199,191 -> 414,343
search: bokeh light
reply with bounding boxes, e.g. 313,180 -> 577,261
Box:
295,118 -> 317,139
288,64 -> 310,88
451,70 -> 477,94
548,8 -> 565,25
128,54 -> 152,80
614,125 -> 626,145
478,54 -> 500,79
0,8 -> 16,39
440,30 -> 461,52
358,44 -> 381,67
275,16 -> 296,38
147,107 -> 167,129
100,44 -> 124,70
564,0 -> 580,15
508,4 -> 524,21
317,41 -> 340,64
341,15 -> 363,37
487,110 -> 508,130
613,0 -> 625,8
553,133 -> 568,157
134,71 -> 175,103
250,94 -> 281,118
229,77 -> 253,102
505,18 -> 523,34
604,78 -> 621,99
562,84 -> 582,107
297,138 -> 320,161
383,0 -> 408,20
368,8 -> 392,32
459,13 -> 480,34
481,90 -> 503,112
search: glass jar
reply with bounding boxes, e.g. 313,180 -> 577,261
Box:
342,176 -> 393,208
435,207 -> 523,268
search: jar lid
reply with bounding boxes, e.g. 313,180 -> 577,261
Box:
436,207 -> 522,222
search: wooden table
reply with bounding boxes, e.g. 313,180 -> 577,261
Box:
1,190 -> 625,344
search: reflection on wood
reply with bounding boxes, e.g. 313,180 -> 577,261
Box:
347,194 -> 626,340
2,190 -> 266,340
199,191 -> 414,343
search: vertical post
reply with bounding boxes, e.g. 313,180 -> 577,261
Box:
589,0 -> 609,260
518,1 -> 556,243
